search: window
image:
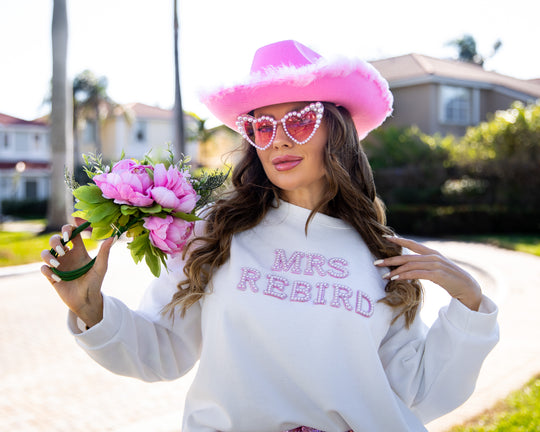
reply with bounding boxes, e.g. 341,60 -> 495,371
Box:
0,132 -> 6,150
25,179 -> 38,200
34,134 -> 41,151
439,85 -> 472,125
134,121 -> 147,144
15,132 -> 30,152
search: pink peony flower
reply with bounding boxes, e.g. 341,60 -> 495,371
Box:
150,163 -> 198,213
93,159 -> 154,207
143,215 -> 194,254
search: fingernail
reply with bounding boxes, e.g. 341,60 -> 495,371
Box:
51,274 -> 62,283
55,245 -> 65,256
373,259 -> 384,265
50,258 -> 60,268
391,275 -> 400,281
382,234 -> 394,239
63,231 -> 70,243
382,272 -> 391,279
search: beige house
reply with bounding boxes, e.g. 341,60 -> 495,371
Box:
77,102 -> 199,162
371,53 -> 540,136
77,102 -> 241,168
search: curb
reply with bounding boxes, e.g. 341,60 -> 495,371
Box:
0,262 -> 43,278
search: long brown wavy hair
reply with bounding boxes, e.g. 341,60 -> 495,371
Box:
164,102 -> 423,327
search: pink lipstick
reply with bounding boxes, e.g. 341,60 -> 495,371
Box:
272,155 -> 303,171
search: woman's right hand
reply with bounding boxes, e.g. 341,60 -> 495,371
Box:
40,223 -> 115,328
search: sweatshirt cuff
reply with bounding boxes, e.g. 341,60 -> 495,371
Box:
67,295 -> 123,349
444,294 -> 498,335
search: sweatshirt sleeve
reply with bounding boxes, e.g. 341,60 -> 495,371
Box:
67,254 -> 202,382
378,295 -> 499,423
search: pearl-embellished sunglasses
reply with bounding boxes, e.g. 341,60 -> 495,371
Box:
236,102 -> 324,150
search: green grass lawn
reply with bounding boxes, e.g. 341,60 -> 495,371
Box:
0,229 -> 98,267
449,375 -> 540,431
453,235 -> 540,257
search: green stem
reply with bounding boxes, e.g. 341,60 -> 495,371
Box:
49,221 -> 96,281
49,219 -> 141,281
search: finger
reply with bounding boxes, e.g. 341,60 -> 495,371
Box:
62,223 -> 89,251
375,253 -> 441,268
49,234 -> 67,257
61,224 -> 74,244
41,265 -> 62,284
94,237 -> 115,275
383,259 -> 449,280
383,235 -> 439,255
40,249 -> 61,269
387,268 -> 443,283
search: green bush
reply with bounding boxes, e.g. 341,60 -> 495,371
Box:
386,205 -> 540,236
441,101 -> 540,210
1,199 -> 48,219
363,126 -> 451,205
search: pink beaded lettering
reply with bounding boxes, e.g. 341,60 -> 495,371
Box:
290,280 -> 312,302
330,284 -> 354,311
264,274 -> 289,300
313,282 -> 329,305
272,249 -> 305,275
355,291 -> 374,317
237,267 -> 261,292
327,257 -> 350,279
304,253 -> 327,277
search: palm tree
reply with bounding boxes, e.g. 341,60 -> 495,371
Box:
46,0 -> 73,232
173,0 -> 185,157
72,69 -> 111,155
447,34 -> 502,67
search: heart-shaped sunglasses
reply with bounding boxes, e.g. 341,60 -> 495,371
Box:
236,102 -> 324,150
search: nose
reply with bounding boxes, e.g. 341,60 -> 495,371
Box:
272,123 -> 293,149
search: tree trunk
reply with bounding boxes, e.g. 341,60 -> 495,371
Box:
173,0 -> 185,157
46,0 -> 73,232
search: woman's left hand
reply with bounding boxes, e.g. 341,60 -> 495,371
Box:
374,236 -> 483,311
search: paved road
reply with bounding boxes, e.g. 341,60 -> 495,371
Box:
1,238 -> 539,432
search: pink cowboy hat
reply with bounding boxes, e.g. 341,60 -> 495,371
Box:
200,40 -> 393,139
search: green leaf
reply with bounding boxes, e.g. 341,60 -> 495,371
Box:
72,210 -> 90,220
117,213 -> 131,227
120,205 -> 139,216
127,232 -> 149,263
139,204 -> 163,214
145,252 -> 161,278
91,225 -> 114,240
73,185 -> 107,204
88,201 -> 119,222
172,211 -> 202,222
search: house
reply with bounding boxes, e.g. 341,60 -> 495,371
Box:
77,102 -> 199,163
77,101 -> 241,168
370,53 -> 540,136
0,113 -> 50,206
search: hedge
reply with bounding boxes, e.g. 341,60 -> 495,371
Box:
386,205 -> 540,236
1,200 -> 48,219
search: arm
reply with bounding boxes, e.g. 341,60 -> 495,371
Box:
41,223 -> 202,382
375,236 -> 499,422
67,253 -> 202,382
378,295 -> 498,423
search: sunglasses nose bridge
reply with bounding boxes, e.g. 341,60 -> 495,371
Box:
272,121 -> 294,147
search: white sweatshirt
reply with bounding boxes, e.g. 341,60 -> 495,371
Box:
69,201 -> 499,432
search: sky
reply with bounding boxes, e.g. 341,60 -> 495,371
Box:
1,0 -> 540,127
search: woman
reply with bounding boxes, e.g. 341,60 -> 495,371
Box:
41,40 -> 498,432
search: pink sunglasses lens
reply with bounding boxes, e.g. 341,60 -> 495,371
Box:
284,111 -> 317,143
244,119 -> 274,148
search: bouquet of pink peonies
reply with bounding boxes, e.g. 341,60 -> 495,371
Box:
51,150 -> 229,280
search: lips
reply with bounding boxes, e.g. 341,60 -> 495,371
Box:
271,155 -> 303,171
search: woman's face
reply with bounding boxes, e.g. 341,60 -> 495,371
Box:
254,102 -> 328,210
